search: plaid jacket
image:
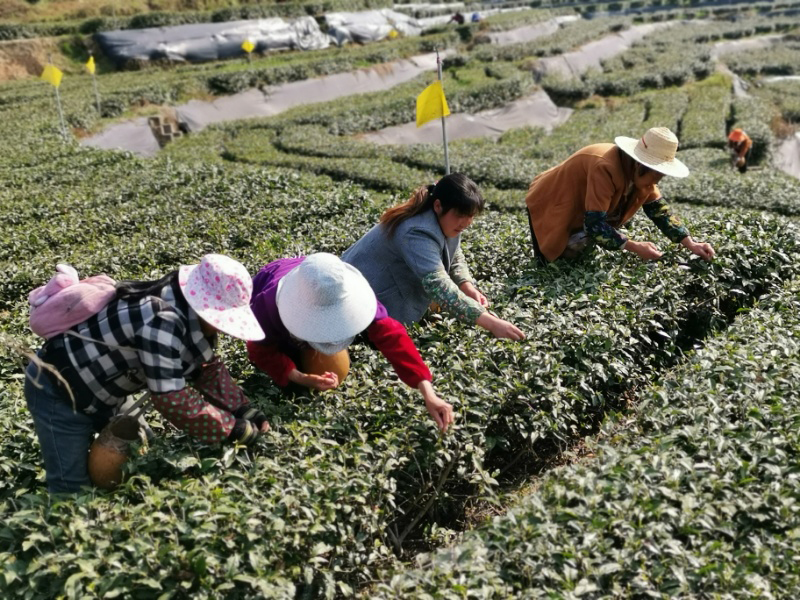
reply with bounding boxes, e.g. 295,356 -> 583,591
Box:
63,279 -> 214,406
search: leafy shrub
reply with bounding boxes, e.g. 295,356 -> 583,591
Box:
372,272 -> 800,598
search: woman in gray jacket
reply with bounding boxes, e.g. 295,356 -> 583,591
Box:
343,173 -> 525,340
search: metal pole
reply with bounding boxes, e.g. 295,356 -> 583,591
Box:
54,86 -> 67,141
90,52 -> 101,114
436,48 -> 450,175
48,53 -> 67,141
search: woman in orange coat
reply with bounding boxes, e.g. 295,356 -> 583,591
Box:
525,127 -> 715,263
727,128 -> 753,173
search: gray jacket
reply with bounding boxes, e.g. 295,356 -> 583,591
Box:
343,209 -> 470,325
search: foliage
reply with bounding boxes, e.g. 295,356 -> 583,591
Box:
1,9 -> 800,598
371,273 -> 800,598
680,74 -> 731,149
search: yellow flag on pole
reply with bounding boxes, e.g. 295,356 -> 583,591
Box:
86,55 -> 96,75
241,39 -> 255,54
416,80 -> 449,128
40,64 -> 63,88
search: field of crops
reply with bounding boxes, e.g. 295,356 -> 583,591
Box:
1,4 -> 799,598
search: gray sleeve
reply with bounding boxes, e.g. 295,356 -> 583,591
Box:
448,246 -> 474,286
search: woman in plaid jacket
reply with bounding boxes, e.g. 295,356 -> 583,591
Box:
25,254 -> 268,494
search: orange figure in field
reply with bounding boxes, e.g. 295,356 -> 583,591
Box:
727,128 -> 753,173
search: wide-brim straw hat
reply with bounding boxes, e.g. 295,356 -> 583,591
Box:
179,254 -> 265,341
276,253 -> 377,345
615,127 -> 689,178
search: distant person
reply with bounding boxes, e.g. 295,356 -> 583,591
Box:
25,254 -> 269,494
727,128 -> 753,173
449,12 -> 465,24
343,173 -> 525,340
525,127 -> 715,263
471,12 -> 481,22
247,253 -> 454,432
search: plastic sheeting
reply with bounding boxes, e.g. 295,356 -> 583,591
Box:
485,15 -> 578,45
710,34 -> 783,59
535,22 -> 673,79
325,10 -> 424,46
81,51 -> 448,154
81,117 -> 161,157
360,89 -> 572,145
776,132 -> 800,180
96,17 -> 330,64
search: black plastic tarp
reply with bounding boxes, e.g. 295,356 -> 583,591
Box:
96,17 -> 329,64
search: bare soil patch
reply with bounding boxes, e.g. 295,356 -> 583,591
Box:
0,37 -> 61,82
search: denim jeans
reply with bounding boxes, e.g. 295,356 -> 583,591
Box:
24,359 -> 113,494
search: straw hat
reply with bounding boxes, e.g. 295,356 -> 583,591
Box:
276,253 -> 376,351
179,254 -> 265,341
615,127 -> 689,178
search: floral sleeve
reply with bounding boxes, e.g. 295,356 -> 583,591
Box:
642,198 -> 690,243
584,211 -> 628,250
421,269 -> 485,323
449,247 -> 473,286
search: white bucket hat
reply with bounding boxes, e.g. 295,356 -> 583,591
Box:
178,254 -> 265,341
615,127 -> 689,178
276,253 -> 377,350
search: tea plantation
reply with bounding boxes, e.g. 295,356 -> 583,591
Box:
1,4 -> 799,598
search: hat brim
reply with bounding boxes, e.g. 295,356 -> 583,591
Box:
276,263 -> 377,344
179,264 -> 265,341
615,136 -> 690,178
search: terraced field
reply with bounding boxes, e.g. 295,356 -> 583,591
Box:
1,4 -> 799,598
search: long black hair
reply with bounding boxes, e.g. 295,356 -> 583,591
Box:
115,271 -> 179,301
380,173 -> 485,237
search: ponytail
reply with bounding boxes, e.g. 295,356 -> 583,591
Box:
380,185 -> 435,237
379,173 -> 485,238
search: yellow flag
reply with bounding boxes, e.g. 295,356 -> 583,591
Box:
241,39 -> 255,54
40,64 -> 63,88
416,80 -> 450,128
86,55 -> 96,75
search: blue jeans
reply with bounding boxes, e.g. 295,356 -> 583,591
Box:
24,359 -> 113,494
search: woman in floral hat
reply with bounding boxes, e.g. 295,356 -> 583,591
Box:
525,127 -> 716,263
247,253 -> 455,432
24,254 -> 268,494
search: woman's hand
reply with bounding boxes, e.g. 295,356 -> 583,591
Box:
418,381 -> 454,432
459,281 -> 489,307
288,369 -> 339,391
476,312 -> 526,340
624,239 -> 663,261
681,236 -> 716,261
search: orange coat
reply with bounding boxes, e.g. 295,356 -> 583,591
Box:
728,130 -> 752,159
525,143 -> 660,261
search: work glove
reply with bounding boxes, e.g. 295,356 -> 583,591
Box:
233,404 -> 269,429
227,418 -> 261,445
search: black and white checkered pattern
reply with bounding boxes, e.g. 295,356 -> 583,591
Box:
63,280 -> 214,406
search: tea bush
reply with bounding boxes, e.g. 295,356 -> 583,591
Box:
372,274 -> 800,598
680,74 -> 731,149
2,9 -> 800,598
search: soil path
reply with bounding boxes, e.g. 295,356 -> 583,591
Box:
361,89 -> 571,144
775,133 -> 800,180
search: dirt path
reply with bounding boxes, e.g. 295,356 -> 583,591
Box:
534,22 -> 674,79
775,133 -> 800,180
361,89 -> 571,145
82,51 -> 449,155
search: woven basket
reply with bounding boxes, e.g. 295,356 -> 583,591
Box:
300,347 -> 350,383
88,416 -> 143,490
